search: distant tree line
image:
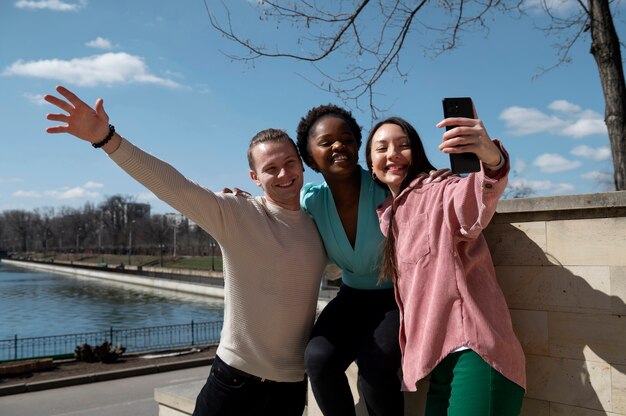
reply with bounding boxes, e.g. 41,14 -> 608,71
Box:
0,195 -> 218,258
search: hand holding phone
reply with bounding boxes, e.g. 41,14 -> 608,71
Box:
442,97 -> 481,174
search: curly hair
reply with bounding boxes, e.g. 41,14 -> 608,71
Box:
295,104 -> 362,171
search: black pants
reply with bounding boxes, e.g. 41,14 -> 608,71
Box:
305,285 -> 403,416
192,355 -> 307,416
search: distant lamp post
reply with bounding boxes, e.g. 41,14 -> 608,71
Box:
127,220 -> 135,265
98,225 -> 104,264
172,225 -> 177,258
75,226 -> 82,260
210,240 -> 216,271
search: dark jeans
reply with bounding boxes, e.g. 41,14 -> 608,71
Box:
192,355 -> 307,416
305,285 -> 403,416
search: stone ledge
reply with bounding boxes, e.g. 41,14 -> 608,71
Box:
497,190 -> 626,213
493,191 -> 626,222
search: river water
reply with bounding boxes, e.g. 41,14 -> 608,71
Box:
0,261 -> 224,340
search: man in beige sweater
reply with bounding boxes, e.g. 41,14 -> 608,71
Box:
44,86 -> 327,416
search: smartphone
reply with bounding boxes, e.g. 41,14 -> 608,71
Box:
442,97 -> 481,174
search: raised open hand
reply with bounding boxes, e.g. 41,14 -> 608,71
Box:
44,85 -> 110,144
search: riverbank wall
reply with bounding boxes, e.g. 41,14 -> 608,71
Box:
1,259 -> 225,299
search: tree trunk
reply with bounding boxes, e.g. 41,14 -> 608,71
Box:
588,0 -> 626,190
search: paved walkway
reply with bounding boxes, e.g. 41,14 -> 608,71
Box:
0,364 -> 209,416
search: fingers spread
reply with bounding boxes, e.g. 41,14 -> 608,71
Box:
44,94 -> 74,113
55,85 -> 87,109
46,113 -> 69,123
46,126 -> 68,134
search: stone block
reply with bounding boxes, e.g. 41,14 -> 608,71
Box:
526,355 -> 611,411
613,364 -> 626,414
509,309 -> 549,355
485,222 -> 548,266
497,266 -> 611,313
611,267 -> 626,314
548,311 -> 626,366
550,402 -> 623,415
546,218 -> 626,266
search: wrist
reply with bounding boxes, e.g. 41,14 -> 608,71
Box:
102,133 -> 122,154
92,124 -> 115,148
484,149 -> 505,171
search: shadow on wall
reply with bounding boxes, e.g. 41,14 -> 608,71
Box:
486,222 -> 626,414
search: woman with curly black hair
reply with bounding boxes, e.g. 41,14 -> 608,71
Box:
296,104 -> 441,416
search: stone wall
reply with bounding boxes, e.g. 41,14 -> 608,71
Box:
486,191 -> 626,415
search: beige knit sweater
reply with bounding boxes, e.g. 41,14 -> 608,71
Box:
109,138 -> 327,382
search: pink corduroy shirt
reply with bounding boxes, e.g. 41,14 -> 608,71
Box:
377,144 -> 526,392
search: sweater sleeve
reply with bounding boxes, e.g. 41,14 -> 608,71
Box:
108,137 -> 232,240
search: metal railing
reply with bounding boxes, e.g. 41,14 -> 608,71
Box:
0,320 -> 223,362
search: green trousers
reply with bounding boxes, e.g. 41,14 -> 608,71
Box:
425,349 -> 524,416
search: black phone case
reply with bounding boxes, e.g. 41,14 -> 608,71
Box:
442,97 -> 481,174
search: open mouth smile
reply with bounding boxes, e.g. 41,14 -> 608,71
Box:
385,164 -> 407,174
276,179 -> 296,188
331,153 -> 350,163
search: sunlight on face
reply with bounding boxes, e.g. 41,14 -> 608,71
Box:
370,123 -> 412,197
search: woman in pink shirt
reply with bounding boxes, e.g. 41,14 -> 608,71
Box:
364,114 -> 526,415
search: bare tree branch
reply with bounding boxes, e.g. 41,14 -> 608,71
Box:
204,0 -> 626,191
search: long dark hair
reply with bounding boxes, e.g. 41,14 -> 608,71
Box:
365,117 -> 436,282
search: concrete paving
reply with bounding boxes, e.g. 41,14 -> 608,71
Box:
0,365 -> 210,416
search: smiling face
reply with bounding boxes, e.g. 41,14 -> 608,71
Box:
306,115 -> 359,180
249,140 -> 304,211
369,123 -> 413,197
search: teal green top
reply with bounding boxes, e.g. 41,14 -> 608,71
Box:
301,167 -> 392,290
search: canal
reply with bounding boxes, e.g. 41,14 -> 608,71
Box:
0,261 -> 224,341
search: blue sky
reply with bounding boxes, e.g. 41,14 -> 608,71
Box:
1,0 -> 623,214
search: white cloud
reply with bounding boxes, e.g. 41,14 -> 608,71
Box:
14,0 -> 86,12
44,187 -> 100,199
581,170 -> 615,192
533,153 -> 582,173
571,145 -> 611,161
12,181 -> 102,200
561,117 -> 607,138
3,52 -> 181,88
83,181 -> 104,189
508,178 -> 575,195
581,170 -> 613,183
85,37 -> 113,50
521,0 -> 580,15
24,92 -> 46,105
500,100 -> 607,138
548,100 -> 581,113
13,190 -> 42,197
